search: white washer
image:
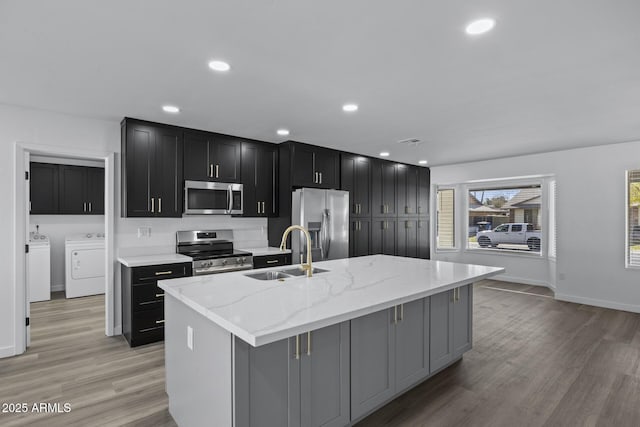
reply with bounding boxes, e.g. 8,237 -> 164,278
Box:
65,232 -> 105,298
28,232 -> 51,302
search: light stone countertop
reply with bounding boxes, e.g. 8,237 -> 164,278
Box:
158,255 -> 504,347
118,253 -> 192,267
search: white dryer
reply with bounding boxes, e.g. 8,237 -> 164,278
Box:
65,232 -> 105,298
28,232 -> 51,302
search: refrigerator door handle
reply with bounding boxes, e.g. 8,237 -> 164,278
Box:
321,209 -> 331,260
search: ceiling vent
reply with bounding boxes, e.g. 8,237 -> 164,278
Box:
397,138 -> 422,146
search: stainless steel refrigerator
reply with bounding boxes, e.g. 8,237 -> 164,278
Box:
291,188 -> 349,263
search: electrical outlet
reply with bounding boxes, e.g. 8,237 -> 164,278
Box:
187,326 -> 193,350
137,227 -> 151,238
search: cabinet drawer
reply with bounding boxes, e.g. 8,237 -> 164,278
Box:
253,253 -> 292,269
131,308 -> 165,346
132,283 -> 165,311
132,263 -> 191,283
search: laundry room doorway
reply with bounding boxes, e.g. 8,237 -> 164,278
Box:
14,143 -> 115,355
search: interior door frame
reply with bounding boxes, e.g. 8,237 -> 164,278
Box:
13,142 -> 116,356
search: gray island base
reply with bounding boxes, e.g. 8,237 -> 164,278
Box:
158,255 -> 504,427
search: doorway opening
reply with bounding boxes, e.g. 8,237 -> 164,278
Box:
14,143 -> 115,356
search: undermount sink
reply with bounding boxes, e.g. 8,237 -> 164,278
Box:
244,271 -> 293,281
244,267 -> 329,281
279,267 -> 329,277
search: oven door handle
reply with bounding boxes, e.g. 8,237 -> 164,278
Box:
194,264 -> 253,275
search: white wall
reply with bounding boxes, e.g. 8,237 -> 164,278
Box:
431,140 -> 640,313
29,215 -> 105,290
1,104 -> 269,358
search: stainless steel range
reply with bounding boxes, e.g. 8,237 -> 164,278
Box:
176,230 -> 253,276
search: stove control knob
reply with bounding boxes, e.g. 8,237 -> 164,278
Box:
241,257 -> 246,264
222,259 -> 228,266
236,258 -> 242,264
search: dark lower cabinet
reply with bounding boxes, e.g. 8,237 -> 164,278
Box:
371,219 -> 397,255
29,163 -> 59,214
122,262 -> 191,347
234,322 -> 350,427
30,162 -> 104,215
252,253 -> 292,269
350,218 -> 371,257
397,219 -> 419,258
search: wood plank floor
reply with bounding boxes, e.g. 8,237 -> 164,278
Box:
1,283 -> 639,426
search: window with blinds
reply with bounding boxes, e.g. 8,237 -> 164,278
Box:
628,170 -> 640,267
436,188 -> 455,249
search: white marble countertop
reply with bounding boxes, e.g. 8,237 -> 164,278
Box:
118,253 -> 192,267
158,255 -> 504,347
238,247 -> 292,257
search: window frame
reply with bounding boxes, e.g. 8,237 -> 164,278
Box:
464,177 -> 550,258
435,186 -> 457,252
625,170 -> 640,269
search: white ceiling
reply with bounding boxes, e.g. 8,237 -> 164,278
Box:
1,0 -> 639,166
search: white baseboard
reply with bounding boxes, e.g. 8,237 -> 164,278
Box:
0,345 -> 16,359
112,325 -> 122,336
555,293 -> 640,314
51,284 -> 65,292
490,274 -> 556,291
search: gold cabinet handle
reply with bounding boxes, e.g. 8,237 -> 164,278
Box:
155,293 -> 165,298
294,335 -> 300,360
319,172 -> 322,184
83,202 -> 87,212
215,164 -> 219,178
394,305 -> 398,324
399,304 -> 404,322
158,197 -> 162,213
151,198 -> 155,213
261,201 -> 265,214
307,331 -> 311,356
209,164 -> 213,178
154,270 -> 173,276
155,319 -> 165,324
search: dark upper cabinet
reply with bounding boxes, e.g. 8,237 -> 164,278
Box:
418,167 -> 430,217
341,154 -> 371,217
30,163 -> 103,215
59,165 -> 105,214
241,141 -> 278,217
290,143 -> 339,189
30,163 -> 59,214
121,118 -> 183,217
371,160 -> 396,217
184,131 -> 240,183
396,165 -> 419,217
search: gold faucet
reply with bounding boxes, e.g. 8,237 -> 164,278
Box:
279,225 -> 313,277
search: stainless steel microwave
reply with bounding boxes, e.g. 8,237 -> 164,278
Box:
184,181 -> 243,215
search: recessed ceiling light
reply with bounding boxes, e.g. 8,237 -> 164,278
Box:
277,129 -> 290,136
380,152 -> 390,157
465,18 -> 495,35
208,60 -> 231,72
419,160 -> 428,165
162,105 -> 180,113
342,103 -> 359,112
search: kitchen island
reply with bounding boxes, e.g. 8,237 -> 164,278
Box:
158,255 -> 504,427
